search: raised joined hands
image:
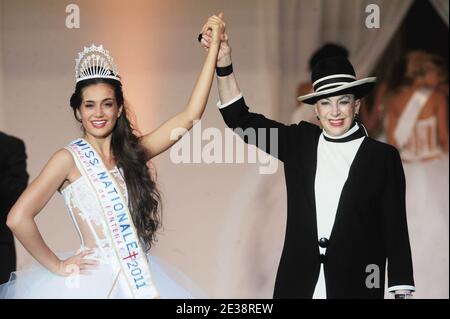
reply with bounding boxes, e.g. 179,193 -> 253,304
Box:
199,12 -> 232,67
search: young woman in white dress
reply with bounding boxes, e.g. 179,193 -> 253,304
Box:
0,14 -> 225,299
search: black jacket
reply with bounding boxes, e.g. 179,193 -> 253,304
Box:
0,131 -> 28,244
219,97 -> 414,299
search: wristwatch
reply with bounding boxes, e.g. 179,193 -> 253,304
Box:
395,292 -> 413,299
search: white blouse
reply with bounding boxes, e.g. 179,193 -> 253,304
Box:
313,123 -> 364,298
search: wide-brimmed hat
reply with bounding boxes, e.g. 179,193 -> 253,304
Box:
298,56 -> 376,105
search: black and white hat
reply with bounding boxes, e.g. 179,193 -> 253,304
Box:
298,56 -> 376,105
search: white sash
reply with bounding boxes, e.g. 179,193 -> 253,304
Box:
66,138 -> 160,299
394,88 -> 432,148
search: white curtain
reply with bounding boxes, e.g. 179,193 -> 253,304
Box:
430,0 -> 449,26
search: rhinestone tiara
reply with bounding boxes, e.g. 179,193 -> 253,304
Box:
75,44 -> 120,83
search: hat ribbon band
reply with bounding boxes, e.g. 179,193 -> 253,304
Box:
315,81 -> 356,92
313,74 -> 356,89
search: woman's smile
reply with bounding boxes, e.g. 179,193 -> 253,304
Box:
90,120 -> 108,129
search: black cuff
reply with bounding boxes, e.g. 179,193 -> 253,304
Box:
216,64 -> 233,77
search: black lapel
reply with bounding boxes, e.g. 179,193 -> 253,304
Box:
305,133 -> 321,245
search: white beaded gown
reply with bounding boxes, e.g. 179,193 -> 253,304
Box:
0,163 -> 206,299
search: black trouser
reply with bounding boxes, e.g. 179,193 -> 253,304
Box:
0,242 -> 16,284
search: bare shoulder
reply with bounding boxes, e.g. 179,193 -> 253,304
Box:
387,87 -> 410,113
42,148 -> 76,179
431,89 -> 447,104
419,89 -> 447,116
18,148 -> 78,197
50,148 -> 75,167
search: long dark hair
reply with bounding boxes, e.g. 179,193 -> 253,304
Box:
70,78 -> 162,251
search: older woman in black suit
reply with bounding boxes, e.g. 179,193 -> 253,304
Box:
199,15 -> 415,299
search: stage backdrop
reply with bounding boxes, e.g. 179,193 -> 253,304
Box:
2,0 -> 446,298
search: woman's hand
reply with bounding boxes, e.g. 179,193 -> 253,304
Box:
55,249 -> 99,276
199,12 -> 231,67
200,12 -> 225,46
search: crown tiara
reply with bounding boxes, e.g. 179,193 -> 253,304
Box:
75,44 -> 121,83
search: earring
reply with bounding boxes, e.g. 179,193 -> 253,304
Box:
316,115 -> 320,121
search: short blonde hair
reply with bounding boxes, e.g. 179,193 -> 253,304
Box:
405,50 -> 447,81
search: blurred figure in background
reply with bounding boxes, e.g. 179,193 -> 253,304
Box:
386,50 -> 449,298
0,131 -> 28,284
387,51 -> 448,157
